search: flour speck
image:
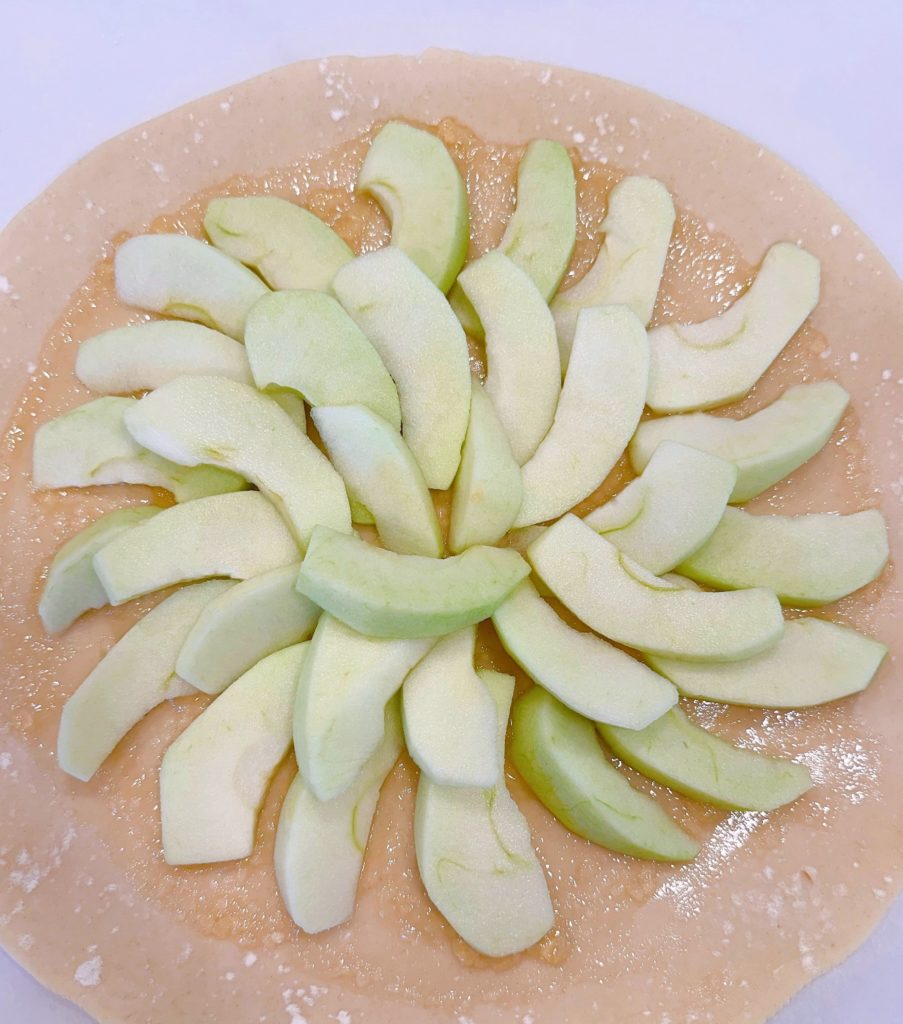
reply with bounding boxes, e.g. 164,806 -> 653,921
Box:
244,952 -> 258,967
0,275 -> 12,295
74,955 -> 103,987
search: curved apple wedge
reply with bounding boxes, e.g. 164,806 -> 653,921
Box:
204,195 -> 353,291
631,381 -> 850,503
357,121 -> 468,292
678,507 -> 889,607
124,375 -> 350,547
598,707 -> 813,812
402,627 -> 498,788
414,670 -> 554,957
583,441 -> 737,574
294,614 -> 434,801
296,527 -> 529,639
514,306 -> 649,528
160,643 -> 305,865
114,234 -> 269,339
57,580 -> 232,781
646,242 -> 820,413
93,492 -> 299,605
528,515 -> 784,661
511,688 -> 699,861
275,697 -> 403,933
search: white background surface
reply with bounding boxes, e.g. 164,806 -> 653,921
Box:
1,2 -> 901,1021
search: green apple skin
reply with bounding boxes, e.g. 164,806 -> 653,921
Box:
528,514 -> 784,662
414,670 -> 554,957
492,579 -> 677,728
204,195 -> 353,291
678,507 -> 889,607
93,491 -> 299,606
57,579 -> 232,781
39,506 -> 161,633
511,687 -> 699,861
646,242 -> 820,413
357,121 -> 468,293
275,697 -> 403,933
296,526 -> 529,639
176,564 -> 319,695
114,233 -> 269,340
598,707 -> 813,812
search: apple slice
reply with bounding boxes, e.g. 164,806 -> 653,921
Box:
275,697 -> 403,933
678,507 -> 889,606
511,688 -> 699,861
647,618 -> 887,708
268,390 -> 308,433
414,670 -> 554,957
492,579 -> 676,728
160,643 -> 306,865
333,248 -> 471,489
514,305 -> 649,528
456,251 -> 561,464
32,396 -> 247,502
57,579 -> 232,781
176,564 -> 319,695
204,195 -> 353,291
114,233 -> 269,340
598,707 -> 813,811
528,514 -> 784,661
402,627 -> 498,788
93,491 -> 299,605
243,290 -> 401,428
448,381 -> 523,553
312,404 -> 442,557
646,242 -> 820,413
296,526 -> 529,639
39,506 -> 161,633
583,441 -> 737,574
123,375 -> 351,548
630,381 -> 850,503
551,176 -> 675,366
357,121 -> 468,292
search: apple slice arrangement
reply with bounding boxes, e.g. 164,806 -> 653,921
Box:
33,121 -> 890,959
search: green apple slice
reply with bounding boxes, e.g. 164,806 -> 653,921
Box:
275,697 -> 403,933
456,251 -> 561,464
296,526 -> 529,639
243,290 -> 401,428
678,507 -> 889,607
510,687 -> 699,861
32,396 -> 247,501
39,506 -> 161,633
514,305 -> 649,528
176,564 -> 319,695
551,176 -> 675,367
204,195 -> 353,291
57,579 -> 232,781
268,389 -> 308,433
294,614 -> 434,801
528,514 -> 784,661
631,381 -> 850,503
123,375 -> 351,548
74,321 -> 252,394
333,248 -> 471,489
93,491 -> 299,605
114,233 -> 269,339
357,121 -> 468,292
646,242 -> 821,413
647,618 -> 887,708
160,643 -> 306,865
598,707 -> 813,812
402,627 -> 498,788
492,579 -> 676,728
312,404 -> 442,557
583,441 -> 737,574
415,669 -> 554,957
448,381 -> 523,553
